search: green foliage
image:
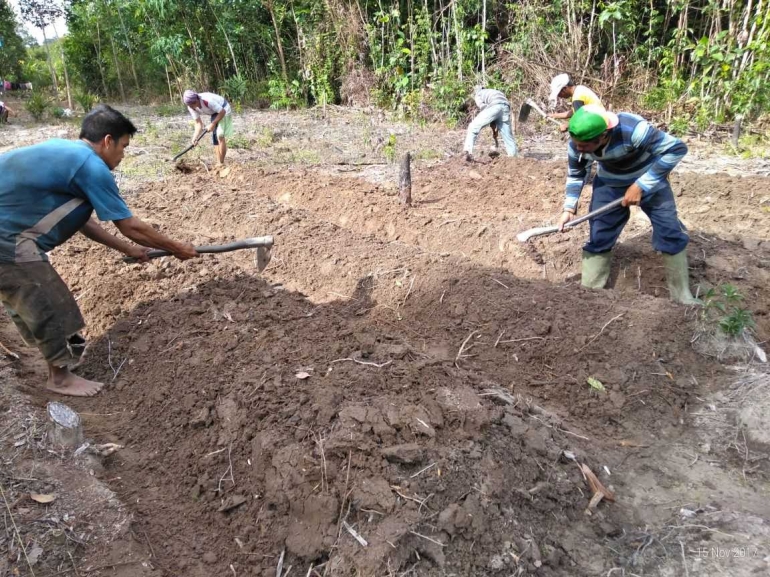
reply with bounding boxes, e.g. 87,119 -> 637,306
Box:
268,77 -> 302,109
0,0 -> 767,124
25,92 -> 48,121
383,133 -> 397,163
155,103 -> 179,117
255,127 -> 276,148
220,75 -> 248,104
75,92 -> 98,113
51,107 -> 66,119
668,116 -> 690,137
0,0 -> 27,80
228,134 -> 251,150
701,284 -> 756,337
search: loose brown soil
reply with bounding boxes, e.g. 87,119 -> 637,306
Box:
3,110 -> 770,576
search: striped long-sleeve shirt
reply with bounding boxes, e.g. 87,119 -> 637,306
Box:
564,113 -> 687,211
474,89 -> 509,111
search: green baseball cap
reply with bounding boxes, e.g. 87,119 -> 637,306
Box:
569,105 -> 619,141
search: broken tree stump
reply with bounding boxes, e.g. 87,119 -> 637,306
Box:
47,402 -> 84,450
399,152 -> 412,206
732,114 -> 744,149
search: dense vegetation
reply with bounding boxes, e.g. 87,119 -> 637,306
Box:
1,0 -> 768,126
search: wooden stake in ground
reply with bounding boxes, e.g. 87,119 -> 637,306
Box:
399,152 -> 412,206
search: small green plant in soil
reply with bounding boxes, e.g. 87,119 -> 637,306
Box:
75,92 -> 98,112
256,127 -> 276,148
25,93 -> 48,121
383,133 -> 397,163
228,134 -> 252,150
700,284 -> 755,337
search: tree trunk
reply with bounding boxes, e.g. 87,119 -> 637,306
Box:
452,1 -> 463,81
40,28 -> 59,96
205,0 -> 240,77
266,0 -> 289,82
165,65 -> 174,102
51,22 -> 73,109
115,2 -> 141,93
95,20 -> 109,96
398,152 -> 412,206
109,35 -> 127,102
481,0 -> 487,80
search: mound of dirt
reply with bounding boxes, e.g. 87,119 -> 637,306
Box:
6,154 -> 769,576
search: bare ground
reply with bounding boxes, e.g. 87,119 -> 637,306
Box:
1,104 -> 770,577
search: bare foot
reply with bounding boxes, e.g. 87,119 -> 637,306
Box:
46,370 -> 103,397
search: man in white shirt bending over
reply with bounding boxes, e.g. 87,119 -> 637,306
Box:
463,86 -> 518,161
183,89 -> 234,167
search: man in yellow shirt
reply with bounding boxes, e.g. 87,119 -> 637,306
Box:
547,73 -> 604,133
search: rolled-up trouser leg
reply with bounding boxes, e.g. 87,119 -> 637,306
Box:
0,261 -> 86,367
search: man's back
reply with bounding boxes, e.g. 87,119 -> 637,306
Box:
0,139 -> 131,262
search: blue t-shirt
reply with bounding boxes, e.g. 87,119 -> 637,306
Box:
0,139 -> 133,263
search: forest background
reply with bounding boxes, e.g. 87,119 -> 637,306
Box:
1,0 -> 768,138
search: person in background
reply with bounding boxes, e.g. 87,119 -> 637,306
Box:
547,73 -> 604,133
183,89 -> 233,168
557,105 -> 697,305
0,105 -> 198,397
463,86 -> 518,161
0,100 -> 15,123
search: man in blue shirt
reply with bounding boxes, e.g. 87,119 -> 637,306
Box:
0,105 -> 198,397
557,105 -> 697,304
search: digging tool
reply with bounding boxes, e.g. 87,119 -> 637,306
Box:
518,98 -> 562,127
172,128 -> 208,162
516,198 -> 624,242
122,236 -> 274,271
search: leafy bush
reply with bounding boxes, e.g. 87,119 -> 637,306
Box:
701,284 -> 756,337
25,93 -> 48,121
220,75 -> 248,104
75,92 -> 98,113
51,107 -> 66,119
228,134 -> 251,149
268,77 -> 302,109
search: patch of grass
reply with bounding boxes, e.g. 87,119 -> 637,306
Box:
155,102 -> 180,117
415,148 -> 441,161
255,126 -> 276,148
292,149 -> 321,164
228,134 -> 252,150
143,121 -> 159,140
383,133 -> 397,163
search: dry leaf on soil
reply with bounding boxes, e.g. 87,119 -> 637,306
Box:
586,377 -> 606,392
295,371 -> 311,380
30,493 -> 56,504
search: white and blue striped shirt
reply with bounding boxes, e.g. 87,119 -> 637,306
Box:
564,113 -> 687,211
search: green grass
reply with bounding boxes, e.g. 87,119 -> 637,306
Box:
228,134 -> 252,150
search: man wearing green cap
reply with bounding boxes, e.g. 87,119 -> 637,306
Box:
557,105 -> 697,304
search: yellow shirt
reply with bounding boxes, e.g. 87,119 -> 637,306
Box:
572,85 -> 604,109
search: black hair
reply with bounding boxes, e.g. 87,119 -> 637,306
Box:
79,104 -> 137,142
566,79 -> 576,87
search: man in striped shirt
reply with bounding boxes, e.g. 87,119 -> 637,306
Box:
557,105 -> 697,304
463,87 -> 518,160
